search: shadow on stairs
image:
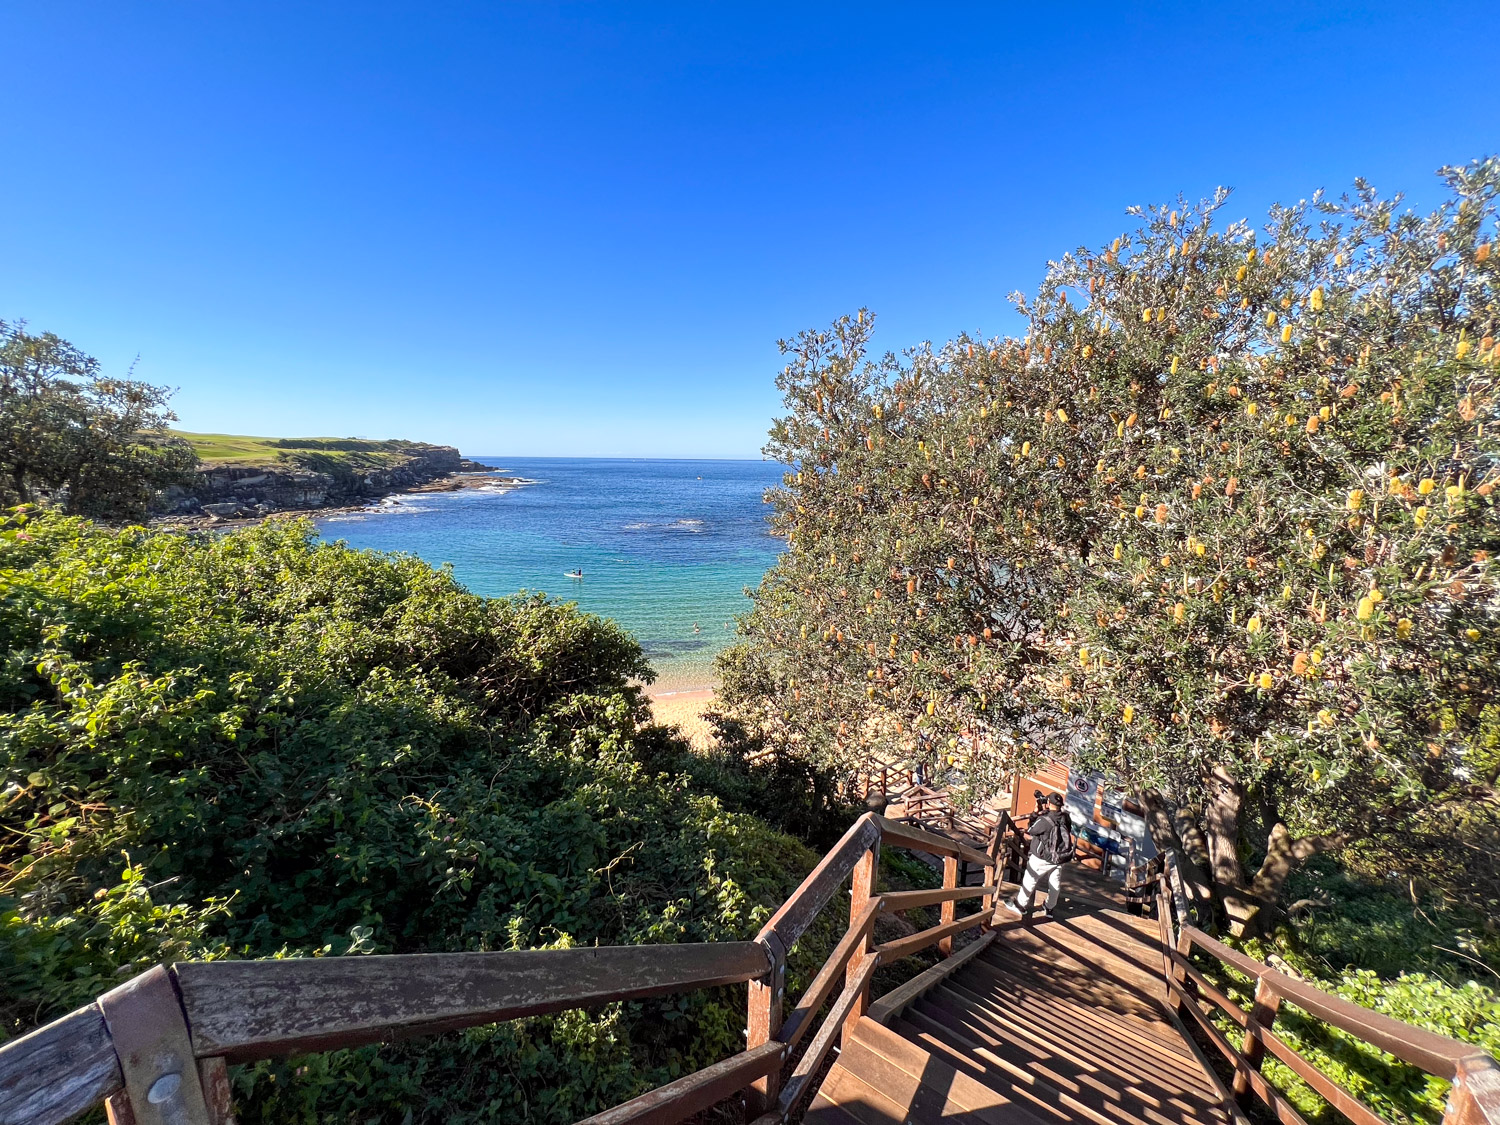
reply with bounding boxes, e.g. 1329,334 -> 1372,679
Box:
805,868 -> 1239,1125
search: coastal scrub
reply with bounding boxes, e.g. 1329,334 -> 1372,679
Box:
0,513 -> 828,1123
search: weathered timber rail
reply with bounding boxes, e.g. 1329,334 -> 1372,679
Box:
0,814 -> 999,1125
2,813 -> 1496,1125
1152,853 -> 1500,1125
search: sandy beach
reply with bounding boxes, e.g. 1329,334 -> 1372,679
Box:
646,684 -> 717,750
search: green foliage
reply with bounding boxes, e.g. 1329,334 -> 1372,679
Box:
0,512 -> 830,1122
2,859 -> 233,1025
1279,858 -> 1500,981
719,159 -> 1500,926
0,323 -> 196,517
1197,864 -> 1500,1124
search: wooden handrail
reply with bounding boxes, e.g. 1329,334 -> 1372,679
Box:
175,943 -> 772,1061
1153,854 -> 1500,1125
874,909 -> 989,962
876,815 -> 992,867
0,1005 -> 121,1125
0,812 -> 1037,1125
754,813 -> 881,954
771,951 -> 879,1120
1182,925 -> 1488,1079
575,1041 -> 786,1125
879,884 -> 998,911
778,898 -> 881,1052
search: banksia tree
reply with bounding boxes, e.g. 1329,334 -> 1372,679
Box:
720,159 -> 1500,932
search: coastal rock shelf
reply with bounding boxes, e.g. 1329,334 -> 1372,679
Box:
156,436 -> 493,521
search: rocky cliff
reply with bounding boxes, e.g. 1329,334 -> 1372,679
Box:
157,440 -> 485,519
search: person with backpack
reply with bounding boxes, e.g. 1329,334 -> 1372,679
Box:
1006,792 -> 1075,919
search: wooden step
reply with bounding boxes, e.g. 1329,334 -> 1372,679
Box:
977,932 -> 1171,1019
811,874 -> 1235,1125
803,1017 -> 1048,1125
930,982 -> 1226,1113
956,955 -> 1190,1055
895,1007 -> 1165,1125
935,975 -> 1215,1095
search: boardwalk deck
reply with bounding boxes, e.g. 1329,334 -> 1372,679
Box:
806,868 -> 1239,1125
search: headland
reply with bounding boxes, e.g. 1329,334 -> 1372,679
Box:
154,432 -> 519,526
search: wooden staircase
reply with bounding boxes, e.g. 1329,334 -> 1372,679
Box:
806,868 -> 1239,1125
6,815 -> 1497,1125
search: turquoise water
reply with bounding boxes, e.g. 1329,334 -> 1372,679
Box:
316,457 -> 785,688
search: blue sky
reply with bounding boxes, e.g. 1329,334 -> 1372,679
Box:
2,3 -> 1495,458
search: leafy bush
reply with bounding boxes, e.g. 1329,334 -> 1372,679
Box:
0,512 -> 833,1122
1193,862 -> 1500,1124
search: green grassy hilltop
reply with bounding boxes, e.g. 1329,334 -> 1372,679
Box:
174,430 -> 456,471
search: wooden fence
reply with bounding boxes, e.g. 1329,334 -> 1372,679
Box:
0,813 -> 999,1125
7,813 -> 1496,1125
1151,853 -> 1500,1125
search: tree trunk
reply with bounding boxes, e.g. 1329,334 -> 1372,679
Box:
1171,806 -> 1214,894
1244,823 -> 1345,934
1204,767 -> 1246,888
1139,788 -> 1180,855
1141,787 -> 1214,924
1203,767 -> 1262,934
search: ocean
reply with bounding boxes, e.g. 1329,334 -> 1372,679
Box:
316,457 -> 786,689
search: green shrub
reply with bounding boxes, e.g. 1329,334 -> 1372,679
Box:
1201,863 -> 1500,1125
0,512 -> 833,1122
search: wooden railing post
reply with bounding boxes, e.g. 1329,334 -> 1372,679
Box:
1163,903 -> 1192,1018
983,818 -> 1002,924
97,967 -> 220,1125
745,935 -> 786,1114
938,855 -> 959,956
1443,1055 -> 1500,1125
1233,976 -> 1282,1101
842,841 -> 880,1044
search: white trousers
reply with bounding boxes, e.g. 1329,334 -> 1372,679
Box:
1015,854 -> 1063,913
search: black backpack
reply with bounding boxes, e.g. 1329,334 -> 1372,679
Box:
1032,811 -> 1076,864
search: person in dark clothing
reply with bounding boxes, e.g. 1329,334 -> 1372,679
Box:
1006,792 -> 1074,919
